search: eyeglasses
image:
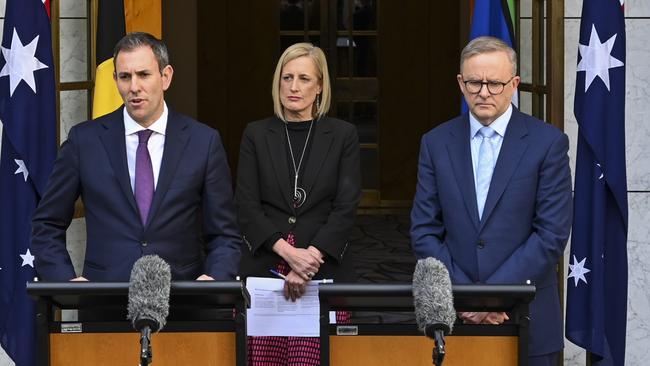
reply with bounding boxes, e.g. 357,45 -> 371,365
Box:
462,76 -> 515,95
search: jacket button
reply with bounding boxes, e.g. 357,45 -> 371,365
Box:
288,216 -> 296,224
477,240 -> 485,249
141,241 -> 148,247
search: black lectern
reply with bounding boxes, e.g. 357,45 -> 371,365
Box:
318,283 -> 535,366
27,281 -> 250,366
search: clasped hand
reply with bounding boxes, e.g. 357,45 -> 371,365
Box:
274,239 -> 324,301
458,311 -> 509,325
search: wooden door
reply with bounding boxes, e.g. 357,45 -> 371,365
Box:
164,0 -> 464,208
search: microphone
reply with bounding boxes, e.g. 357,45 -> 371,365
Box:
127,255 -> 171,366
413,257 -> 456,366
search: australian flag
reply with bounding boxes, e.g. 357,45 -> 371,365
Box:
566,1 -> 628,366
0,0 -> 56,364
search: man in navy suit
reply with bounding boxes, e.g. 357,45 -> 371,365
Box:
31,32 -> 240,282
411,36 -> 572,365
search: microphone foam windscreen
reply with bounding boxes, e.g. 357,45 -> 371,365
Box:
127,255 -> 171,332
412,257 -> 456,333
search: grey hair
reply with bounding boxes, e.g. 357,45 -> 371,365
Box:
113,32 -> 170,73
460,36 -> 517,76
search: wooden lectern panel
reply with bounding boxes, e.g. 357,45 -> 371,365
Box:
330,335 -> 517,366
50,332 -> 235,366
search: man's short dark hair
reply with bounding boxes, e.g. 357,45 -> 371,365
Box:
113,32 -> 170,73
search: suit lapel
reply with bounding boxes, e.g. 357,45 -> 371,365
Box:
446,115 -> 480,229
479,109 -> 529,230
98,108 -> 139,216
301,118 -> 333,205
266,118 -> 294,210
146,110 -> 190,228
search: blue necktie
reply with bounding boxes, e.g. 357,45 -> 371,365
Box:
476,126 -> 496,219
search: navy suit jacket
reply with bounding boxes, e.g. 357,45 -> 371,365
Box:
31,107 -> 241,282
411,107 -> 572,356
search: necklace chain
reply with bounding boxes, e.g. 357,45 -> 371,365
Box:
284,120 -> 314,205
284,119 -> 313,177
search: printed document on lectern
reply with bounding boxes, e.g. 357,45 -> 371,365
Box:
246,277 -> 334,336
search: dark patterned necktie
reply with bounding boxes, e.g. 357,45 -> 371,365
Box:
135,129 -> 154,225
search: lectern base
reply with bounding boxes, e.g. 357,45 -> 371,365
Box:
330,335 -> 517,366
50,332 -> 236,366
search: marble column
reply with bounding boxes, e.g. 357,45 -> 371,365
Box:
57,0 -> 89,278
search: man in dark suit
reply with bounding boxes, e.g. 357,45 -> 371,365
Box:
411,36 -> 572,366
31,32 -> 241,282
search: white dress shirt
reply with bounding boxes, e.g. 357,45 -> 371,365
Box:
124,103 -> 168,192
469,104 -> 512,190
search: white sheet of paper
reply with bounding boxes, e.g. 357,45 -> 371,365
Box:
246,277 -> 333,337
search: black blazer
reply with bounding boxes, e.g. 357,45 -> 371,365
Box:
236,116 -> 361,281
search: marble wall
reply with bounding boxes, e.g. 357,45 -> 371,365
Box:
58,0 -> 90,143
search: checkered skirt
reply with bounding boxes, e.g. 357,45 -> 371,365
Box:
248,232 -> 350,365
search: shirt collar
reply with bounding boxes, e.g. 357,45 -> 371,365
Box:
123,102 -> 168,136
469,104 -> 513,139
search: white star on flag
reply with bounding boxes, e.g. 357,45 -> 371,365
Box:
14,159 -> 28,181
596,163 -> 604,180
20,249 -> 35,268
0,28 -> 49,96
576,24 -> 624,92
568,255 -> 591,287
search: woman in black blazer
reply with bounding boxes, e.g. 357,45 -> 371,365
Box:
236,43 -> 361,365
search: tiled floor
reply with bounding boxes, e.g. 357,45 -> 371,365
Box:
347,214 -> 416,323
348,214 -> 415,284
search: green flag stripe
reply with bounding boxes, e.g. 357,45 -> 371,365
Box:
500,0 -> 516,42
506,0 -> 516,29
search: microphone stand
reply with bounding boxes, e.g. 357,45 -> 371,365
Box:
432,329 -> 446,366
139,325 -> 152,366
425,324 -> 449,366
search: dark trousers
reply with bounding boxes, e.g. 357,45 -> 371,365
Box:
529,352 -> 559,366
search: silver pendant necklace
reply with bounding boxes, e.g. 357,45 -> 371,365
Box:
284,119 -> 314,208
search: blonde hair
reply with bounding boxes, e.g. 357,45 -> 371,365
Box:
272,43 -> 331,121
